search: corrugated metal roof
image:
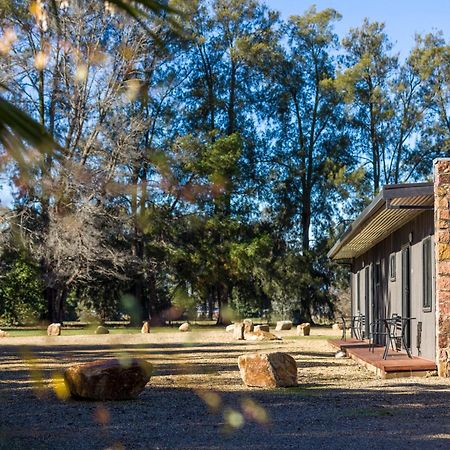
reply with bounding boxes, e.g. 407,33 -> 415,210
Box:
328,183 -> 433,261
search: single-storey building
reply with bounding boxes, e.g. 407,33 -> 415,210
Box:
328,159 -> 450,377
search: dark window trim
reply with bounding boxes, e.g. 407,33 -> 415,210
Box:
356,272 -> 361,312
389,253 -> 396,281
423,237 -> 433,313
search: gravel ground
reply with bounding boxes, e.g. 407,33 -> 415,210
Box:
1,327 -> 450,449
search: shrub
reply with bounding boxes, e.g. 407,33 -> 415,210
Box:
0,259 -> 45,325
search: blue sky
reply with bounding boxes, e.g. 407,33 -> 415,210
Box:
266,0 -> 450,58
1,1 -> 449,207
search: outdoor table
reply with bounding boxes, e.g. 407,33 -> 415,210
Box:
382,316 -> 415,359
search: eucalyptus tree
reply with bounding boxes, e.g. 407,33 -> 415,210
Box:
339,19 -> 428,192
166,0 -> 279,323
0,0 -> 166,321
408,32 -> 450,167
253,7 -> 352,251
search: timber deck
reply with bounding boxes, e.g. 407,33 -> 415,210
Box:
328,338 -> 437,379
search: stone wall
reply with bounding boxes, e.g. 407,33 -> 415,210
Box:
434,159 -> 450,376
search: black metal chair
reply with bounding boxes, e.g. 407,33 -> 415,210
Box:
352,314 -> 366,340
369,319 -> 387,352
383,315 -> 414,359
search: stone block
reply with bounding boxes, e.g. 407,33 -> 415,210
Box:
233,322 -> 245,340
244,329 -> 281,341
179,322 -> 190,332
238,352 -> 298,388
64,359 -> 152,401
95,326 -> 109,334
243,319 -> 254,333
47,323 -> 61,336
438,244 -> 450,261
296,323 -> 310,336
141,321 -> 150,333
275,320 -> 292,331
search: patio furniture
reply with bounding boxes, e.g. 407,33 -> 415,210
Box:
339,314 -> 367,341
369,318 -> 387,352
339,316 -> 348,340
352,314 -> 366,340
382,315 -> 415,359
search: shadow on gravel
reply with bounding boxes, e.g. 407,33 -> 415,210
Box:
1,382 -> 450,450
1,341 -> 450,450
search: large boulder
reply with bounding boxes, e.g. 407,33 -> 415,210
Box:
95,326 -> 109,335
238,352 -> 298,388
296,323 -> 310,336
47,323 -> 61,336
233,322 -> 245,340
64,359 -> 152,401
179,322 -> 190,332
0,330 -> 8,337
226,324 -> 235,333
141,321 -> 150,334
244,329 -> 281,341
275,320 -> 292,331
254,324 -> 270,332
243,319 -> 254,333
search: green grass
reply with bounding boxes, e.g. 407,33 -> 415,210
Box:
2,322 -> 225,337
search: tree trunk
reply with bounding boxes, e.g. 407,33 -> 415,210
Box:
216,283 -> 231,326
301,189 -> 311,252
45,285 -> 67,323
145,269 -> 159,321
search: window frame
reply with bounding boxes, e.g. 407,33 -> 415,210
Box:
356,271 -> 361,312
389,253 -> 396,281
422,237 -> 433,312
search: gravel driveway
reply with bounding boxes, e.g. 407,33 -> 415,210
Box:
1,327 -> 450,449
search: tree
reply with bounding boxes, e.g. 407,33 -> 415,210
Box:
409,32 -> 450,166
0,0 -> 153,321
339,19 -> 429,192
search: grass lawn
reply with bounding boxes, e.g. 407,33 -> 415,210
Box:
2,322 -> 226,337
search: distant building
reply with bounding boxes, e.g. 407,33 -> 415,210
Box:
328,159 -> 450,377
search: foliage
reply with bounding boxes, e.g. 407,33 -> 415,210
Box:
0,257 -> 45,325
1,0 -> 449,325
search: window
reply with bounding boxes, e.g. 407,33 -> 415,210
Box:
389,253 -> 396,281
356,272 -> 361,311
423,237 -> 432,311
375,262 -> 381,286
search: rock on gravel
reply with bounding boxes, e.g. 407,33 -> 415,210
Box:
297,323 -> 310,336
64,358 -> 153,401
233,322 -> 245,340
95,326 -> 109,334
238,352 -> 298,388
141,321 -> 150,333
243,319 -> 254,333
226,324 -> 235,332
244,329 -> 281,341
254,324 -> 270,332
275,320 -> 292,331
47,323 -> 61,336
179,322 -> 190,332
